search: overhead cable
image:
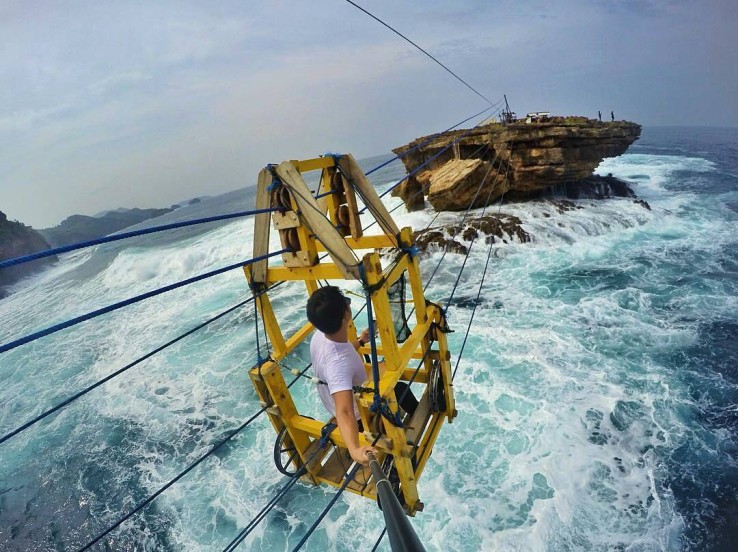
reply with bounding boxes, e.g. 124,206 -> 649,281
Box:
344,0 -> 495,106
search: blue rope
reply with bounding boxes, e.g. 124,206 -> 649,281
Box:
451,225 -> 496,381
79,403 -> 271,552
0,208 -> 276,271
319,422 -> 338,448
0,248 -> 289,355
290,464 -> 361,552
371,527 -> 387,552
223,421 -> 337,552
0,282 -> 282,447
80,356 -> 315,551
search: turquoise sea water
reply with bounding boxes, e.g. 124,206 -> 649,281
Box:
1,126 -> 737,551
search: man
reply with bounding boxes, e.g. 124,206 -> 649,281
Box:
307,286 -> 418,465
307,286 -> 377,465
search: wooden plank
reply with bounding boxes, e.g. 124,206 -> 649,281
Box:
413,412 -> 444,480
289,415 -> 377,449
339,172 -> 364,239
292,156 -> 336,173
272,211 -> 300,230
267,264 -> 345,282
403,393 -> 431,449
316,168 -> 333,217
314,234 -> 396,252
338,154 -> 400,238
253,284 -> 287,358
362,253 -> 401,365
283,320 -> 315,358
318,451 -> 375,495
251,168 -> 273,284
275,161 -> 361,280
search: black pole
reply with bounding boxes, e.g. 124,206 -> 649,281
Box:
367,453 -> 427,552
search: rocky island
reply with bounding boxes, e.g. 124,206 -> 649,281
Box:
390,116 -> 643,252
392,117 -> 641,211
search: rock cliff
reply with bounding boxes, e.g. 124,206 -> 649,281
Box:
0,211 -> 57,297
391,117 -> 641,211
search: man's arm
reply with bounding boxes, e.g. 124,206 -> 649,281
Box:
352,327 -> 371,351
333,390 -> 376,465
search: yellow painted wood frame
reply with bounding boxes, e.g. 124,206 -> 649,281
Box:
245,155 -> 456,515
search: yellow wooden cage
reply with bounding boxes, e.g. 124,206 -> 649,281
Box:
243,153 -> 456,515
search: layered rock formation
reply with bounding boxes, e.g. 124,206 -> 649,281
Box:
392,117 -> 641,211
0,211 -> 57,297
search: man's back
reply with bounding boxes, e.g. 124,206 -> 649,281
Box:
310,331 -> 365,418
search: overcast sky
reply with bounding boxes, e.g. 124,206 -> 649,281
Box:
1,0 -> 736,227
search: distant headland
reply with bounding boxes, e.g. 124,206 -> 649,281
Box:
0,205 -> 180,297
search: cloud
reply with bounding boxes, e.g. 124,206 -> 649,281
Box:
0,0 -> 735,227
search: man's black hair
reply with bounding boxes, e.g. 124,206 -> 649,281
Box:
306,286 -> 349,334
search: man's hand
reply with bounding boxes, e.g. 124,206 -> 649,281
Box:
349,444 -> 378,465
359,327 -> 371,345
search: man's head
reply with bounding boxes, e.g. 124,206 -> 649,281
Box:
306,286 -> 351,334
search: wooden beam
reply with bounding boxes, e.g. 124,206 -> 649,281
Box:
267,264 -> 346,282
251,168 -> 272,284
338,154 -> 400,238
275,161 -> 361,280
291,156 -> 336,173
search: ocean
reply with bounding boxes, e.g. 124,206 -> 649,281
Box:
1,126 -> 737,551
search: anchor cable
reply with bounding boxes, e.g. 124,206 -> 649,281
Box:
0,282 -> 284,447
0,207 -> 277,271
0,249 -> 289,355
343,0 -> 495,106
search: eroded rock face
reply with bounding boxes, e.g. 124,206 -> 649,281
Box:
0,210 -> 57,295
392,117 -> 641,211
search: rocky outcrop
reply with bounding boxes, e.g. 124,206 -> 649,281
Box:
40,207 -> 173,248
0,211 -> 57,296
413,214 -> 530,256
392,117 -> 641,211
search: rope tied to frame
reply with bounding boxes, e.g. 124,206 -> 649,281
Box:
358,265 -> 404,428
319,421 -> 338,448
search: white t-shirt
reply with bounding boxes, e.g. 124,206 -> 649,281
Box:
310,331 -> 367,419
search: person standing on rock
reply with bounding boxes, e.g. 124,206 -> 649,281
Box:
611,110 -> 615,122
598,110 -> 602,122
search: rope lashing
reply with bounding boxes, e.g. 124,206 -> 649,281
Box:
318,421 -> 338,449
0,248 -> 290,355
0,207 -> 277,271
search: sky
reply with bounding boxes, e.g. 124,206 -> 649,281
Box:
0,0 -> 736,228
